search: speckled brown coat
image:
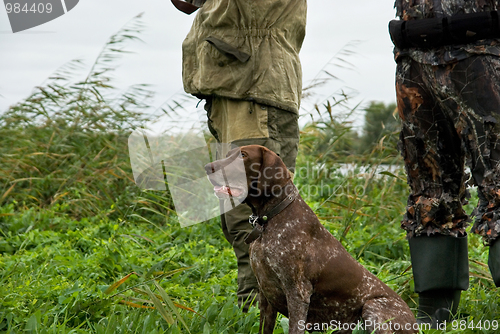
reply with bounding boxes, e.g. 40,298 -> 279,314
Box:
206,145 -> 417,334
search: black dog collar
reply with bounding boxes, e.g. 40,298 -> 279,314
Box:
244,185 -> 298,244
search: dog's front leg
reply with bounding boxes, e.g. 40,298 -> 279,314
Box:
285,283 -> 312,334
259,293 -> 277,334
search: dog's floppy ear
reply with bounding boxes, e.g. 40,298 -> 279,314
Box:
261,147 -> 281,171
258,146 -> 290,196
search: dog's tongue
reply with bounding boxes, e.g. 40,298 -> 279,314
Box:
214,185 -> 226,194
214,185 -> 243,197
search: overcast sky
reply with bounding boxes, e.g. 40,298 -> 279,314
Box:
0,0 -> 398,127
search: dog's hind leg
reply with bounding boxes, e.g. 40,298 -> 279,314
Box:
362,297 -> 417,334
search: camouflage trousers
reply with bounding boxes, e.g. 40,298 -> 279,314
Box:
396,54 -> 500,245
205,97 -> 299,308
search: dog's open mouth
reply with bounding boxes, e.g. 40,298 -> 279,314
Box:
213,185 -> 244,198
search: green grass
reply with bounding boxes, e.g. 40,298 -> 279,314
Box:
1,15 -> 500,334
1,162 -> 499,333
0,202 -> 259,333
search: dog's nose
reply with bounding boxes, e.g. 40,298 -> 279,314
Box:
205,162 -> 215,174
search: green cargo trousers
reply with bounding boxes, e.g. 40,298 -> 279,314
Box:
206,97 -> 299,310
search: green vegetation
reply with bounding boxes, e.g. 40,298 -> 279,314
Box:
360,102 -> 399,154
1,16 -> 499,334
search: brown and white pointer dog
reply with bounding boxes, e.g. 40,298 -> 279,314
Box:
205,145 -> 417,334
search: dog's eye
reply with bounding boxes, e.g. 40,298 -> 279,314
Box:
240,151 -> 247,158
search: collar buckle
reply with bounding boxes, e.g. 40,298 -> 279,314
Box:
249,214 -> 259,227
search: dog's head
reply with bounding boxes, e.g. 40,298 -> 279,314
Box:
204,145 -> 291,205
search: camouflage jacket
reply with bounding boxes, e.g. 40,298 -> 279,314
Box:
394,0 -> 500,64
182,0 -> 307,114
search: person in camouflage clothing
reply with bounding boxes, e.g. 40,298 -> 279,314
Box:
392,0 -> 500,327
180,0 -> 307,311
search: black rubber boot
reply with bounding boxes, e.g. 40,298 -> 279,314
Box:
416,289 -> 461,327
409,234 -> 469,328
488,238 -> 500,287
